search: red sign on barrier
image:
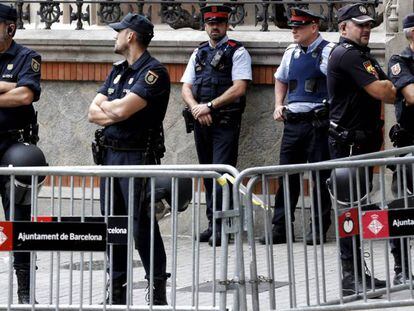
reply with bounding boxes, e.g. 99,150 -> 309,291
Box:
338,208 -> 359,238
362,210 -> 390,239
0,222 -> 13,251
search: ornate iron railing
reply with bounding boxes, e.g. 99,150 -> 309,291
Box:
5,0 -> 383,31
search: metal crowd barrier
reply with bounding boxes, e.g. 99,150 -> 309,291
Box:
0,164 -> 241,311
233,146 -> 414,311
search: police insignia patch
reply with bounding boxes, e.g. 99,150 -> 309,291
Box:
128,78 -> 134,85
7,64 -> 13,70
145,70 -> 159,85
363,61 -> 378,78
391,63 -> 401,76
359,6 -> 367,14
31,58 -> 40,72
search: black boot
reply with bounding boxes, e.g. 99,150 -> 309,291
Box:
259,225 -> 294,245
146,278 -> 168,305
199,223 -> 212,242
153,279 -> 168,305
106,278 -> 126,305
305,229 -> 326,245
15,270 -> 31,304
341,260 -> 386,297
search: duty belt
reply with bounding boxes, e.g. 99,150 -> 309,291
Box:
103,138 -> 147,151
283,106 -> 329,125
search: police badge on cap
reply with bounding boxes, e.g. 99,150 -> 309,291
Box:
337,3 -> 374,24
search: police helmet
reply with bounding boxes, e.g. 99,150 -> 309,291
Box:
148,176 -> 193,220
1,143 -> 48,205
327,167 -> 369,206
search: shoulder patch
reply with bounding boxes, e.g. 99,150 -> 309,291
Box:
391,63 -> 401,76
145,70 -> 159,85
31,58 -> 40,72
363,60 -> 379,79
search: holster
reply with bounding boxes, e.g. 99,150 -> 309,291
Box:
182,107 -> 194,133
91,129 -> 104,165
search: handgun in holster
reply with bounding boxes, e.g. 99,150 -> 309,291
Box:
182,106 -> 194,133
312,106 -> 329,128
92,129 -> 105,165
329,121 -> 354,145
389,124 -> 414,148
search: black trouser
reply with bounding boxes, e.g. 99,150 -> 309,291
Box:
328,135 -> 382,262
193,119 -> 240,225
272,120 -> 331,235
100,148 -> 167,284
0,141 -> 31,271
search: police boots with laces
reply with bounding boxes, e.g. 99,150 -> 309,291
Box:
146,278 -> 168,305
341,260 -> 386,297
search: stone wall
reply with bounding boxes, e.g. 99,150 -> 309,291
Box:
37,81 -> 280,169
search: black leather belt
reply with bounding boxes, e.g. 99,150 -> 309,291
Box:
103,138 -> 147,151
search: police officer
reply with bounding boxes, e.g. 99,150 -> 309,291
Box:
0,3 -> 42,304
88,13 -> 170,305
327,3 -> 396,295
261,8 -> 334,246
181,5 -> 252,246
387,13 -> 414,285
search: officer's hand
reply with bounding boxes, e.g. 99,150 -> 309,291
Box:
197,113 -> 212,126
273,105 -> 285,121
192,104 -> 210,119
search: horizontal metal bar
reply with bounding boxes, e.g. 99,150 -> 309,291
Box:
0,305 -> 220,311
0,0 -> 383,4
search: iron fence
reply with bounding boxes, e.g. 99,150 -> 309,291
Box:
1,0 -> 382,31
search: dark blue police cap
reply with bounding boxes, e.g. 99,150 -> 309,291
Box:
201,5 -> 232,23
403,13 -> 414,29
0,4 -> 17,22
109,13 -> 154,35
337,4 -> 374,24
288,7 -> 325,27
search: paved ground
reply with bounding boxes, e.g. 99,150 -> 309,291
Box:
1,195 -> 414,310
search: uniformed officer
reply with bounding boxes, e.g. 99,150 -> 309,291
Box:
88,13 -> 170,305
0,3 -> 42,304
260,8 -> 335,246
327,3 -> 396,296
181,5 -> 252,246
387,13 -> 414,285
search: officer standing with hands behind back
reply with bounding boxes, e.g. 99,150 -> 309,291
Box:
181,4 -> 252,246
88,13 -> 170,305
327,3 -> 396,296
0,3 -> 42,304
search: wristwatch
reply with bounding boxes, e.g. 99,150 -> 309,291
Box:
207,101 -> 215,110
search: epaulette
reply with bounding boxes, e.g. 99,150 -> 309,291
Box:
199,41 -> 209,48
227,39 -> 242,48
286,43 -> 298,51
114,59 -> 126,66
341,43 -> 354,49
326,42 -> 337,49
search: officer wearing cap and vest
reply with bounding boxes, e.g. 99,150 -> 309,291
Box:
260,8 -> 335,246
0,3 -> 42,305
387,13 -> 414,286
181,5 -> 251,246
88,13 -> 170,305
327,3 -> 396,296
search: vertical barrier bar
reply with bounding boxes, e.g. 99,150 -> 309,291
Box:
171,177 -> 179,308
299,173 -> 310,306
149,177 -> 155,309
219,178 -> 230,311
49,175 -> 55,305
7,174 -> 15,310
126,177 -> 134,309
69,176 -> 74,305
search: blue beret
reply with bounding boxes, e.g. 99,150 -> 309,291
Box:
337,4 -> 374,24
0,4 -> 17,22
403,13 -> 414,29
109,13 -> 154,35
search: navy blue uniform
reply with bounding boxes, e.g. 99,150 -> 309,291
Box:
97,51 -> 170,289
328,37 -> 385,261
387,47 -> 414,275
272,37 -> 333,240
181,36 -> 251,229
0,41 -> 41,270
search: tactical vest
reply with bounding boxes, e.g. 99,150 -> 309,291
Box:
395,55 -> 414,133
192,40 -> 245,114
287,40 -> 329,104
